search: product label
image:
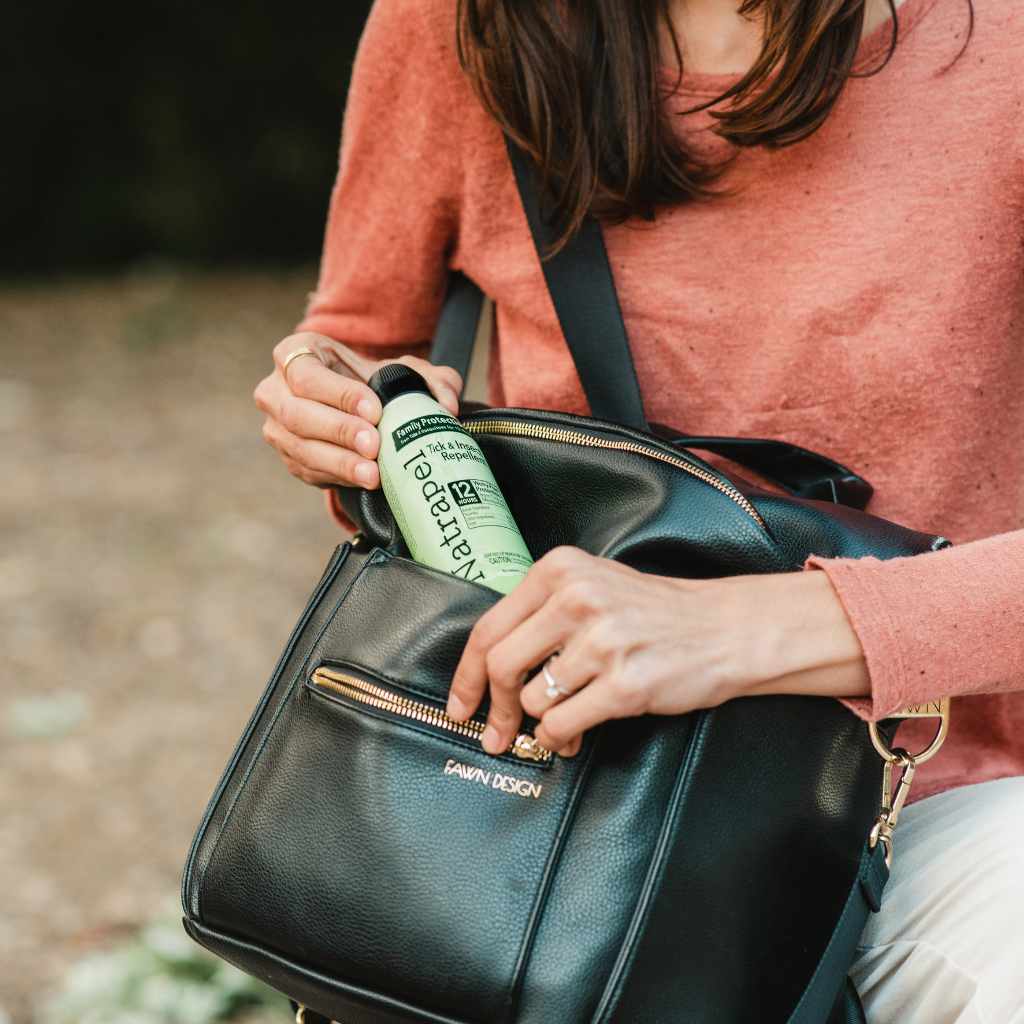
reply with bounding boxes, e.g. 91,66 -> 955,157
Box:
392,414 -> 473,452
448,478 -> 519,533
377,394 -> 534,594
398,448 -> 489,584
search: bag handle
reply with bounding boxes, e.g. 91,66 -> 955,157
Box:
428,141 -> 874,510
648,428 -> 873,508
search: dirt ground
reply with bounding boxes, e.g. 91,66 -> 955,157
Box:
0,268 -> 385,1022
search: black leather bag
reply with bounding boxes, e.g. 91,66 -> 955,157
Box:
181,144 -> 951,1024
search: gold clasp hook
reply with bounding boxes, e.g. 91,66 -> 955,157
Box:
869,748 -> 916,868
866,698 -> 950,868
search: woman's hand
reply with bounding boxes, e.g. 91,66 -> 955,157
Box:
253,332 -> 463,491
445,546 -> 869,758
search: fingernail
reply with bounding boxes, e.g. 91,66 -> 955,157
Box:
355,429 -> 375,457
440,388 -> 459,412
446,694 -> 467,720
354,462 -> 376,486
482,725 -> 501,753
357,398 -> 376,421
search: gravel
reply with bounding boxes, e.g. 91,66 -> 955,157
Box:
0,267 -> 349,1022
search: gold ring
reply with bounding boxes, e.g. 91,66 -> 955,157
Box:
282,346 -> 321,381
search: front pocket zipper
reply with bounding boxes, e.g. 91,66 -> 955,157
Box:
462,417 -> 767,531
310,666 -> 553,764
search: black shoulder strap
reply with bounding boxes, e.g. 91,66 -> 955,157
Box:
503,138 -> 648,431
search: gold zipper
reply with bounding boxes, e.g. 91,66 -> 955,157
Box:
462,418 -> 766,530
310,666 -> 553,764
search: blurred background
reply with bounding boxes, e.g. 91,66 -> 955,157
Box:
0,2 -> 467,1020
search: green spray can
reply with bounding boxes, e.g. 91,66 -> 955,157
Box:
367,363 -> 534,594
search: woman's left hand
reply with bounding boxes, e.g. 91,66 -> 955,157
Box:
445,546 -> 870,758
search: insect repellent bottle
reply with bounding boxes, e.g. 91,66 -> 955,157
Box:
367,363 -> 534,594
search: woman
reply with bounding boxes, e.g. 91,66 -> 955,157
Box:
253,0 -> 1024,1018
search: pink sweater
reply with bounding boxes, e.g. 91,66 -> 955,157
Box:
295,0 -> 1024,803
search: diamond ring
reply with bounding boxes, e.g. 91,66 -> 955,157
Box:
542,656 -> 570,700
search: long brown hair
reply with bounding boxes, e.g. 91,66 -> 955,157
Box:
456,0 -> 973,253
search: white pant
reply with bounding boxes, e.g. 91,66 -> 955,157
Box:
850,776 -> 1024,1023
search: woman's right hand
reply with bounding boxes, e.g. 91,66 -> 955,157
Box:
253,332 -> 464,491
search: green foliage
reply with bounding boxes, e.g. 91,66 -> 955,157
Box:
41,913 -> 289,1024
8,693 -> 88,739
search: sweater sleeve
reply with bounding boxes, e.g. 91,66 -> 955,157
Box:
293,0 -> 465,359
296,0 -> 467,534
804,529 -> 1024,722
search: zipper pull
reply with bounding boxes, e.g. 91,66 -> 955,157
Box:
510,733 -> 551,762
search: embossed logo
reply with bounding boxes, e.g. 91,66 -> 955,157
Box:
893,701 -> 945,717
443,757 -> 544,799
